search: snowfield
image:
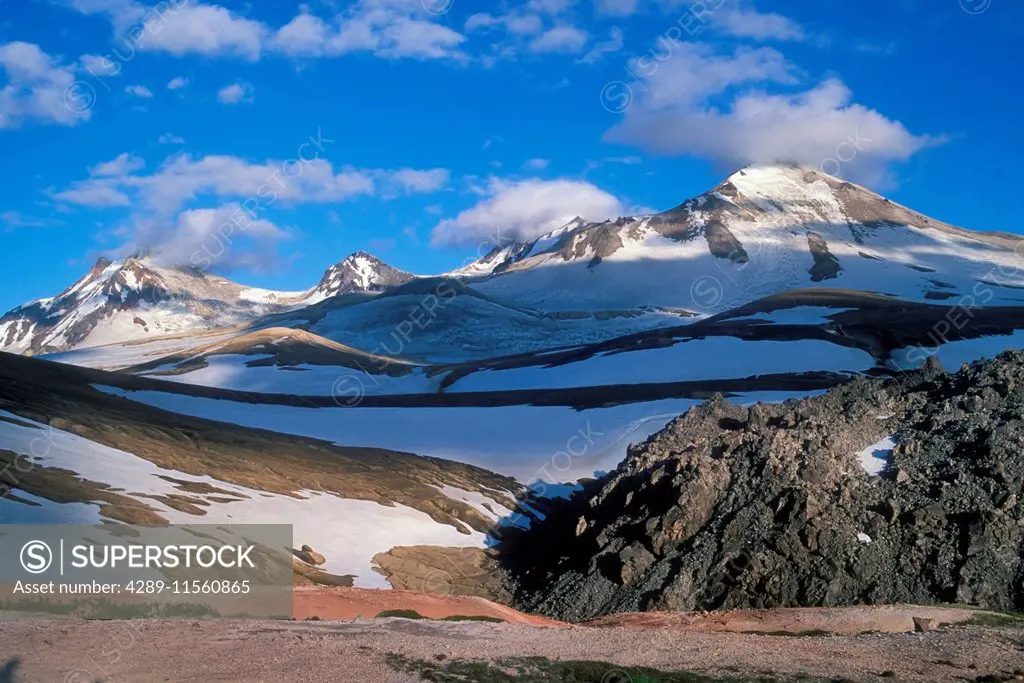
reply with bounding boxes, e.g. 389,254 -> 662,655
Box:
93,386 -> 699,481
90,387 -> 821,483
446,338 -> 874,393
0,412 -> 493,587
140,354 -> 443,396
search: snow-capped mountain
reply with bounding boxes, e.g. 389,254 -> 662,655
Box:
306,251 -> 414,303
8,164 -> 1023,358
460,164 -> 1024,313
0,257 -> 313,354
0,251 -> 411,355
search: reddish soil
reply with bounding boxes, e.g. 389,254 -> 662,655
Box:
292,586 -> 562,626
293,587 -> 991,636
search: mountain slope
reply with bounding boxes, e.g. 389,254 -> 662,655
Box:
0,257 -> 309,354
0,250 -> 412,355
459,165 -> 1024,314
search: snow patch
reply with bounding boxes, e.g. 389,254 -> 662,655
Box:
856,436 -> 896,476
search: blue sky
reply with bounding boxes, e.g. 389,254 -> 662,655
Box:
1,0 -> 1021,312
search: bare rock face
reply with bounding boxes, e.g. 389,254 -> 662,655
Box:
501,351 -> 1024,622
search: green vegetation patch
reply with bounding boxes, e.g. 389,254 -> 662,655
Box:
960,611 -> 1024,628
376,609 -> 429,620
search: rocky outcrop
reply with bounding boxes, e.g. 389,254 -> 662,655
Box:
372,546 -> 511,602
295,545 -> 327,566
806,232 -> 841,281
501,352 -> 1024,621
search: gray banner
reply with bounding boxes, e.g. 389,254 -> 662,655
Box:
0,524 -> 293,619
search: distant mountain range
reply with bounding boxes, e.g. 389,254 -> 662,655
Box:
0,251 -> 413,354
5,164 -> 1023,358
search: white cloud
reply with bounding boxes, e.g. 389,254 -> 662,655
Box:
133,203 -> 291,273
139,155 -> 373,213
385,168 -> 451,194
529,25 -> 588,54
90,152 -> 145,177
57,148 -> 451,269
0,42 -> 90,129
527,0 -> 575,15
69,1 -> 265,60
632,44 -> 798,110
578,26 -> 623,64
217,82 -> 253,104
272,10 -> 332,57
595,0 -> 639,17
70,0 -> 606,65
158,132 -> 185,144
57,152 -> 451,217
465,12 -> 543,35
466,4 -> 598,62
431,177 -> 626,246
716,8 -> 806,42
523,158 -> 550,170
607,44 -> 937,186
166,76 -> 189,90
122,2 -> 267,60
583,155 -> 643,174
271,2 -> 467,61
124,84 -> 153,98
53,182 -> 132,208
1,211 -> 63,229
79,54 -> 120,77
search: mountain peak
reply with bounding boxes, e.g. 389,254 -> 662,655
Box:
341,250 -> 382,264
309,252 -> 414,302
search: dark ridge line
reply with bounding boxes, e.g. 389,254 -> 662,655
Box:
0,351 -> 852,412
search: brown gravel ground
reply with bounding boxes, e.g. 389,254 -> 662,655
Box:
0,611 -> 1022,682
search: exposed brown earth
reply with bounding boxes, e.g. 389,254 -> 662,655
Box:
292,586 -> 557,624
127,327 -> 420,377
371,546 -> 510,602
0,608 -> 1021,682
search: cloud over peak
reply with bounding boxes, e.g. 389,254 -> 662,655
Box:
431,177 -> 627,246
607,44 -> 937,187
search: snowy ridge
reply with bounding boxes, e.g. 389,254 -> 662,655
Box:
0,250 -> 411,354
